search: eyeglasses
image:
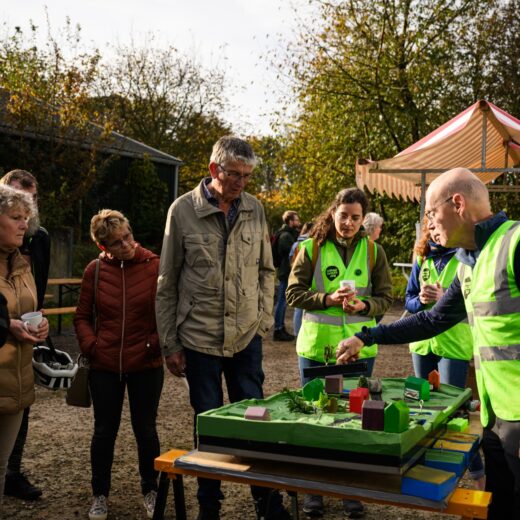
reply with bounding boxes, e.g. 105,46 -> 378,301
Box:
218,164 -> 252,182
425,196 -> 453,223
106,232 -> 134,250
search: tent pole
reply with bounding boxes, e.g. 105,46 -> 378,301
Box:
420,173 -> 426,222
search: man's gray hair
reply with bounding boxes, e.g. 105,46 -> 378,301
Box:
363,212 -> 384,235
210,136 -> 257,167
0,185 -> 35,218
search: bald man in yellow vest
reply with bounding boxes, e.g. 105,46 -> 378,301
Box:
337,168 -> 520,520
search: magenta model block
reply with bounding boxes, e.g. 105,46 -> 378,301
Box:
325,374 -> 343,394
244,406 -> 271,421
362,400 -> 385,430
349,387 -> 369,414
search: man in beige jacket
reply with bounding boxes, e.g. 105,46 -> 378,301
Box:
156,136 -> 290,520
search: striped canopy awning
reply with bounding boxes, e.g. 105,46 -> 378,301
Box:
356,100 -> 520,204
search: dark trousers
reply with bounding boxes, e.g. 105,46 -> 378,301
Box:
7,407 -> 30,475
274,277 -> 288,330
89,366 -> 164,497
185,335 -> 284,514
482,419 -> 520,519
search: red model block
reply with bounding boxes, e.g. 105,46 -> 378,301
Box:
349,387 -> 369,414
428,370 -> 441,391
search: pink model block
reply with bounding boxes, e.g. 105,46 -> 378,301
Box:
349,387 -> 369,414
244,406 -> 270,421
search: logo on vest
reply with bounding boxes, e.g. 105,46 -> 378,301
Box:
463,277 -> 472,298
421,268 -> 430,282
325,266 -> 340,281
354,268 -> 362,276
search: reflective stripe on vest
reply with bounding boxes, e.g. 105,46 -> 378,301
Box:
459,220 -> 520,427
479,344 -> 520,361
303,311 -> 373,326
409,254 -> 472,359
296,238 -> 377,363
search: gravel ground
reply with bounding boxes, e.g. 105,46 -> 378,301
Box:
3,303 -> 476,520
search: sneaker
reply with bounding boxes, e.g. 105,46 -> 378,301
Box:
144,490 -> 157,519
89,495 -> 108,520
4,472 -> 42,500
342,499 -> 365,518
302,494 -> 324,517
273,328 -> 295,342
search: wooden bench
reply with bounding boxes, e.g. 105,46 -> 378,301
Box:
153,449 -> 188,520
43,306 -> 77,316
153,449 -> 491,520
42,306 -> 77,333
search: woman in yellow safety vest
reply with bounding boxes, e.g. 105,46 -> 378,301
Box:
286,187 -> 392,518
287,188 -> 392,379
405,219 -> 473,385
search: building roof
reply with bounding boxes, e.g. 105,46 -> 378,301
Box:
0,90 -> 182,167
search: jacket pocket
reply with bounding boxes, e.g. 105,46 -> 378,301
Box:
145,333 -> 162,358
241,231 -> 261,267
184,233 -> 218,268
176,295 -> 195,329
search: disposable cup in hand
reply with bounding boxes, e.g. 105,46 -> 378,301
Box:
21,311 -> 43,331
340,280 -> 355,291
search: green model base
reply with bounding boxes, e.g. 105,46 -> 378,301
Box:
197,378 -> 471,459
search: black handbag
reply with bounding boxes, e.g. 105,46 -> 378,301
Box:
66,354 -> 91,407
66,259 -> 99,408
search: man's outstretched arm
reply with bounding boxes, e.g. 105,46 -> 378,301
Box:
337,275 -> 467,363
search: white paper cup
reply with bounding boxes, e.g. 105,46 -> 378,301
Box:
21,311 -> 43,331
340,280 -> 356,291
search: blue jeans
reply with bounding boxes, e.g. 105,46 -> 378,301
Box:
298,355 -> 375,386
274,277 -> 288,330
411,352 -> 469,388
411,352 -> 484,478
293,308 -> 303,336
184,335 -> 284,514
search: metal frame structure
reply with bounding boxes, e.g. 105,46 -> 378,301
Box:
357,101 -> 520,221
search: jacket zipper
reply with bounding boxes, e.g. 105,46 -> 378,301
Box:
146,258 -> 151,351
13,278 -> 23,409
120,260 -> 125,380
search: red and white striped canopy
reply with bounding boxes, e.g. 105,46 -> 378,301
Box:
356,100 -> 520,202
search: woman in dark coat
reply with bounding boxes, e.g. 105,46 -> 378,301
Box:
74,209 -> 163,520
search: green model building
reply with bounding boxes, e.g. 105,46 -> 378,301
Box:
404,376 -> 430,401
384,400 -> 410,433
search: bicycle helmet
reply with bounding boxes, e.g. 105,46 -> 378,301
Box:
32,345 -> 78,390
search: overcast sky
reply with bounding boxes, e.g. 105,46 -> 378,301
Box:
1,1 -> 311,135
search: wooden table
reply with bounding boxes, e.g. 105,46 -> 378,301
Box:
153,449 -> 491,520
46,278 -> 82,333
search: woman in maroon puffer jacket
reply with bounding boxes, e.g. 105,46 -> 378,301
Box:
74,209 -> 163,520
